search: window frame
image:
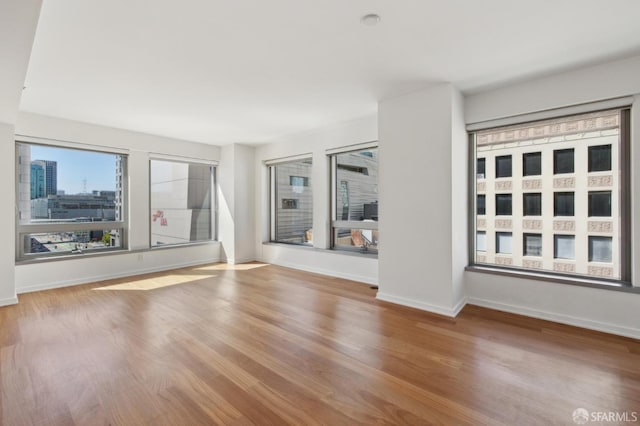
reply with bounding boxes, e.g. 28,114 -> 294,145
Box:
328,144 -> 379,255
467,105 -> 633,288
15,139 -> 129,261
149,156 -> 217,248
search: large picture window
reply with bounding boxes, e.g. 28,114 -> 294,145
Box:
269,158 -> 313,245
330,147 -> 378,254
471,108 -> 630,281
150,159 -> 215,246
16,141 -> 127,260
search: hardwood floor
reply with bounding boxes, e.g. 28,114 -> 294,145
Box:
1,263 -> 639,425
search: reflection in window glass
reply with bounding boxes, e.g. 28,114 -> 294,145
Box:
271,160 -> 313,245
496,232 -> 512,254
589,236 -> 612,262
554,235 -> 575,260
150,160 -> 213,246
331,148 -> 378,254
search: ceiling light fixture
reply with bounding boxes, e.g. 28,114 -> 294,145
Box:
361,14 -> 381,26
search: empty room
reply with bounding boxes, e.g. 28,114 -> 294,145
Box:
1,0 -> 640,424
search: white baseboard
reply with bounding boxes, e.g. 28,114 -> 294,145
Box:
376,292 -> 466,317
16,258 -> 221,294
260,257 -> 378,286
226,257 -> 257,265
467,297 -> 640,340
0,296 -> 18,307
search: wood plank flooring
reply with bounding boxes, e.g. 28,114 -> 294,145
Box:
1,262 -> 639,425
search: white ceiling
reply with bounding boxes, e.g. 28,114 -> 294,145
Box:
20,0 -> 640,145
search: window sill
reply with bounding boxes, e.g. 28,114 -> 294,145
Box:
16,241 -> 220,265
262,242 -> 378,259
465,264 -> 639,294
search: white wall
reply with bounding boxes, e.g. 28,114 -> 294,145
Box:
218,143 -> 256,264
254,115 -> 378,285
377,84 -> 467,316
464,54 -> 640,339
14,112 -> 222,293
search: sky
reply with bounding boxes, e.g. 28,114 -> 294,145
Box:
30,144 -> 117,195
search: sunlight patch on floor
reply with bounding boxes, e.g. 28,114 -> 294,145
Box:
195,263 -> 269,271
93,274 -> 215,291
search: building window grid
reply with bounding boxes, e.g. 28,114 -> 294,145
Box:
471,108 -> 628,281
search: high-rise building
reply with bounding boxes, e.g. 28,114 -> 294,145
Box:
32,159 -> 58,196
30,162 -> 45,199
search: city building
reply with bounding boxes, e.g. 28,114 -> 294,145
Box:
30,192 -> 116,220
29,161 -> 44,198
1,1 -> 640,424
31,159 -> 57,196
475,110 -> 622,279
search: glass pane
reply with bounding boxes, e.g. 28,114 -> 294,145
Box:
553,149 -> 574,174
477,158 -> 486,179
523,234 -> 542,256
523,193 -> 541,216
495,155 -> 512,178
554,192 -> 574,216
273,160 -> 313,244
150,160 -> 213,246
476,231 -> 486,252
588,191 -> 611,217
334,228 -> 378,254
588,145 -> 611,172
496,232 -> 512,254
17,143 -> 123,225
523,152 -> 541,176
496,194 -> 512,215
335,149 -> 378,221
22,229 -> 122,255
554,235 -> 575,259
589,236 -> 612,262
477,195 -> 486,215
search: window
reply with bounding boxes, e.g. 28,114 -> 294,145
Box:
588,145 -> 611,172
477,195 -> 486,215
495,155 -> 512,178
554,192 -> 574,216
477,158 -> 486,179
523,193 -> 542,216
589,236 -> 612,262
282,199 -> 298,209
289,176 -> 309,187
495,194 -> 512,215
523,233 -> 542,256
269,159 -> 313,245
476,231 -> 486,252
588,191 -> 611,217
150,160 -> 214,247
554,235 -> 575,260
472,108 -> 628,281
330,147 -> 378,254
553,148 -> 574,174
16,142 -> 127,259
496,232 -> 512,254
523,152 -> 541,176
